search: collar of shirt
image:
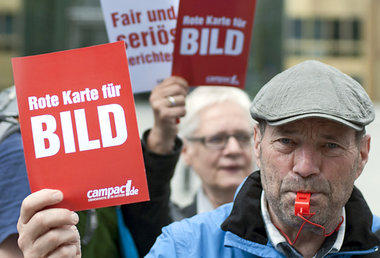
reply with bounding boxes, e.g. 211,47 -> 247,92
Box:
196,187 -> 215,214
260,191 -> 346,257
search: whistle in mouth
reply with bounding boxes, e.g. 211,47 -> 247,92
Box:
294,192 -> 311,216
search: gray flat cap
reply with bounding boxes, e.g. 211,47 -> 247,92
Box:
250,60 -> 375,131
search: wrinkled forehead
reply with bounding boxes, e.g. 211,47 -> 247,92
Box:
266,118 -> 357,139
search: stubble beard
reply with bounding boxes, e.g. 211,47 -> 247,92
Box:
260,158 -> 357,235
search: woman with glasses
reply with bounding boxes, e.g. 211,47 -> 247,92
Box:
176,84 -> 255,218
123,76 -> 255,256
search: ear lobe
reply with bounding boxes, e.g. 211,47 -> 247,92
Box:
253,124 -> 262,168
181,140 -> 192,166
356,134 -> 371,179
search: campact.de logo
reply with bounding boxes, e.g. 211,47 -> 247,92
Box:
87,180 -> 139,202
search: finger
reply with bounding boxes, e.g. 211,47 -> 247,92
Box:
152,77 -> 189,99
150,92 -> 186,114
162,76 -> 189,89
159,106 -> 187,120
48,245 -> 81,258
19,208 -> 79,248
164,95 -> 186,108
153,95 -> 186,119
19,189 -> 63,225
163,84 -> 189,98
34,225 -> 80,258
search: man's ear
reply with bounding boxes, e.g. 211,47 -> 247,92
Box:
253,124 -> 262,169
355,134 -> 371,179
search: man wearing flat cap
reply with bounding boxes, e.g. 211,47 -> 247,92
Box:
17,60 -> 380,257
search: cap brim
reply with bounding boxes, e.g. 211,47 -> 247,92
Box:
266,113 -> 364,131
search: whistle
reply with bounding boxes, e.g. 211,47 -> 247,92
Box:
294,192 -> 311,216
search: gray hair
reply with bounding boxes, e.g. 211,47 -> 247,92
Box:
179,86 -> 252,138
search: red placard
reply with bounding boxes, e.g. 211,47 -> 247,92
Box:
12,41 -> 149,211
172,0 -> 256,88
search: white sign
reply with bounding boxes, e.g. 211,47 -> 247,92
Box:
100,0 -> 179,93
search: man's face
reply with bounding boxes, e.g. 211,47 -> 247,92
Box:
254,118 -> 370,233
182,101 -> 254,194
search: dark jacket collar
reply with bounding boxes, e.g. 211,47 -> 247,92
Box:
221,171 -> 379,251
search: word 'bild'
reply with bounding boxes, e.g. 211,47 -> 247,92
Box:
31,104 -> 128,158
180,28 -> 244,56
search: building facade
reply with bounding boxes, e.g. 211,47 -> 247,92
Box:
284,0 -> 380,101
0,0 -> 21,90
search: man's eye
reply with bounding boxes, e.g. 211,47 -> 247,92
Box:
273,138 -> 295,153
323,142 -> 345,157
326,143 -> 338,149
279,138 -> 291,145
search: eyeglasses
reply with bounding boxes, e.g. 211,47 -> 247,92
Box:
187,132 -> 253,150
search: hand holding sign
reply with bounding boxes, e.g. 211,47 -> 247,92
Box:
148,76 -> 188,154
17,189 -> 81,258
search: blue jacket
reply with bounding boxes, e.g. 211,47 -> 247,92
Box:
147,172 -> 380,257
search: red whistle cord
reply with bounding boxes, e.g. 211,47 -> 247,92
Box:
273,213 -> 344,246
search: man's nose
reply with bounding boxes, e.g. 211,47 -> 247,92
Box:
293,145 -> 321,177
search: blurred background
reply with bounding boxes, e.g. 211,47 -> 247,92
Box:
1,0 -> 380,214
